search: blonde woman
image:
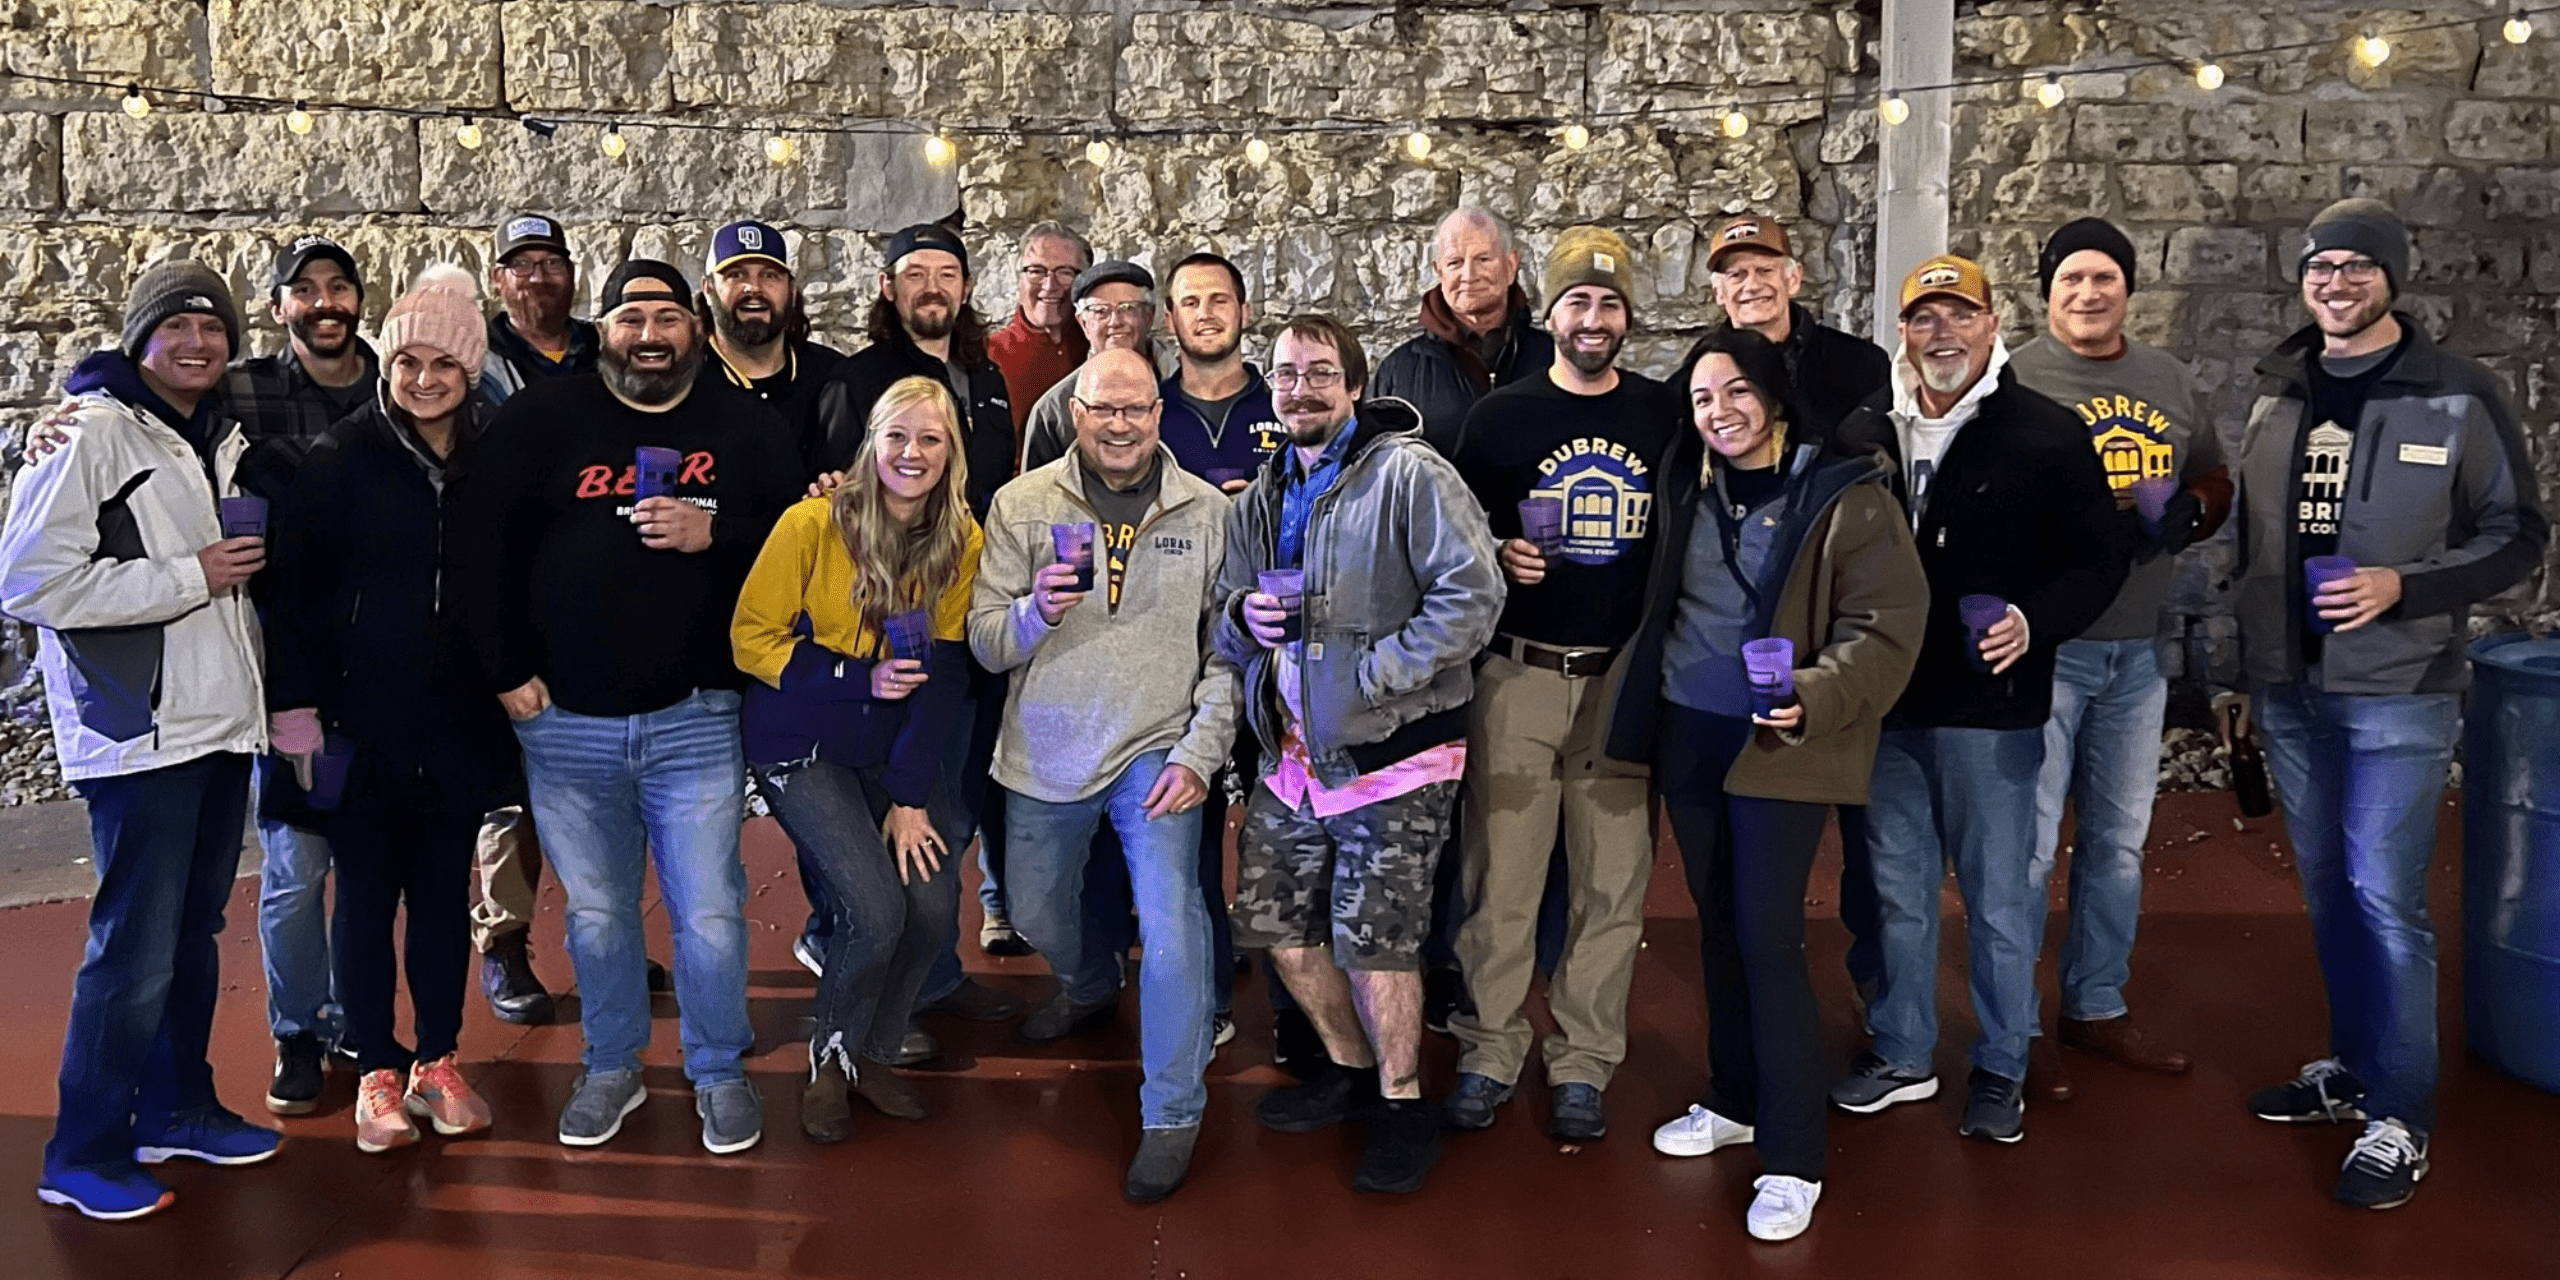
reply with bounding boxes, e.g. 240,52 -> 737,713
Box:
733,375 -> 983,1143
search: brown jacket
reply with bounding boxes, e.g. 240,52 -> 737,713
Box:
1602,438 -> 1928,805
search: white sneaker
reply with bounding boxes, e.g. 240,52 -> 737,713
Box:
1747,1175 -> 1822,1242
1651,1103 -> 1755,1157
792,934 -> 824,978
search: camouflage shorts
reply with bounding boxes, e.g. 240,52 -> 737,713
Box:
1230,779 -> 1459,972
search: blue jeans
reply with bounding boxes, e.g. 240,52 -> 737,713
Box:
2253,681 -> 2457,1134
2030,637 -> 2169,1023
254,756 -> 339,1044
513,689 -> 754,1086
1867,726 -> 2045,1082
49,753 -> 252,1174
1006,751 -> 1215,1129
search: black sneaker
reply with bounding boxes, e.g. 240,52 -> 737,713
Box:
2249,1057 -> 2369,1124
1548,1082 -> 1607,1141
265,1033 -> 323,1115
481,932 -> 555,1025
1255,1062 -> 1379,1134
1352,1099 -> 1442,1194
1957,1069 -> 2025,1144
1828,1051 -> 1939,1114
1272,1006 -> 1327,1081
2334,1119 -> 2428,1210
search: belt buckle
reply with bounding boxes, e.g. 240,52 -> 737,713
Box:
1559,647 -> 1607,678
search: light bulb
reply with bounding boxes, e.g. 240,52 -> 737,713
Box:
1560,123 -> 1590,151
455,117 -> 484,150
600,126 -> 627,160
2507,14 -> 2534,44
286,103 -> 313,135
1244,136 -> 1271,166
1085,138 -> 1111,166
121,86 -> 150,119
1880,95 -> 1910,126
924,132 -> 955,167
2195,62 -> 2226,91
2034,75 -> 2065,109
1720,109 -> 1750,138
764,134 -> 797,165
2354,33 -> 2392,67
1404,130 -> 1433,161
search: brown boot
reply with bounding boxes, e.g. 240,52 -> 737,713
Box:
854,1067 -> 929,1121
801,1067 -> 853,1143
2027,1035 -> 2076,1103
2061,1015 -> 2194,1075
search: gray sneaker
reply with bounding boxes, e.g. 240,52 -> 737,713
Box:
557,1068 -> 647,1147
1829,1051 -> 1940,1114
1124,1124 -> 1200,1204
696,1078 -> 764,1155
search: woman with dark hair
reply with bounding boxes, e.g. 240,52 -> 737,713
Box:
732,374 -> 983,1143
1601,327 -> 1928,1241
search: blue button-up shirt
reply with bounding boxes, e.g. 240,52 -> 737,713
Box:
1277,415 -> 1356,569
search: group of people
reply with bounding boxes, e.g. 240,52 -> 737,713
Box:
0,190 -> 2541,1241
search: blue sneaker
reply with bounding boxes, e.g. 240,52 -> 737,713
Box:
134,1108 -> 283,1166
37,1166 -> 175,1220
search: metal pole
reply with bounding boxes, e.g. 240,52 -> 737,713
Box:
1873,0 -> 1954,346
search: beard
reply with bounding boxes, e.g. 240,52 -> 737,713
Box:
1917,353 -> 1978,396
1281,397 -> 1347,447
712,298 -> 785,349
289,307 -> 361,359
1179,327 -> 1240,364
902,292 -> 956,341
599,335 -> 705,406
1557,328 -> 1624,376
2313,292 -> 2393,341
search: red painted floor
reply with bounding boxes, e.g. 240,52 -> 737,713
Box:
2,793 -> 2554,1279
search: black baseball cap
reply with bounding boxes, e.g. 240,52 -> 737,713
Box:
883,223 -> 969,276
271,234 -> 363,303
600,260 -> 692,317
495,213 -> 572,264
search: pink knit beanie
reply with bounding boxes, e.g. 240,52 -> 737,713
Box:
378,263 -> 487,384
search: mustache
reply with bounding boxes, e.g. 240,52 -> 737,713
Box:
1281,397 -> 1331,414
626,342 -> 678,361
911,291 -> 952,310
299,306 -> 360,327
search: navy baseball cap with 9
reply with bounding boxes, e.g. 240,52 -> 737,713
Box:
707,219 -> 790,276
271,234 -> 364,304
495,213 -> 572,264
883,223 -> 969,276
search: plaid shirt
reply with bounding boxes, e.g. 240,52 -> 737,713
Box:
225,341 -> 379,446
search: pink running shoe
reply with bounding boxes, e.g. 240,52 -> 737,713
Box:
406,1055 -> 494,1137
356,1068 -> 420,1153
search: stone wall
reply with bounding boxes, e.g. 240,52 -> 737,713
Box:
2,0 -> 2555,798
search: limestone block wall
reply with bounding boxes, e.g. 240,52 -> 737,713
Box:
0,0 -> 2553,798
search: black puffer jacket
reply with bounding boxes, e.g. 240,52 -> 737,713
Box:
1369,286 -> 1555,457
1674,305 -> 1891,443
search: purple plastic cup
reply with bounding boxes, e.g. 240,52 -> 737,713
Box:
306,735 -> 354,812
634,446 -> 684,501
2304,555 -> 2359,634
1050,523 -> 1098,593
1257,568 -> 1306,643
1958,594 -> 2010,674
1204,467 -> 1254,490
2130,476 -> 2176,535
1741,637 -> 1796,717
1518,496 -> 1566,555
219,495 -> 268,540
884,610 -> 933,663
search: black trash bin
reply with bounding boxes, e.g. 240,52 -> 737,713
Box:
2464,633 -> 2560,1095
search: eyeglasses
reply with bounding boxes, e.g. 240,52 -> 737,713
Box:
1268,365 -> 1344,389
1073,398 -> 1159,423
501,256 -> 571,280
1075,299 -> 1153,322
1904,307 -> 1986,334
1020,265 -> 1083,286
2302,258 -> 2383,285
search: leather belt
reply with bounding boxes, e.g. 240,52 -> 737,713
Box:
1493,634 -> 1616,679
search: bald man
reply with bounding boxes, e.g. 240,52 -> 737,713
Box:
969,347 -> 1243,1202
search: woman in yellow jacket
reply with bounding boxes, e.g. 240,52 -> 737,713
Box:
733,375 -> 983,1143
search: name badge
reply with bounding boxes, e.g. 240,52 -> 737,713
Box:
2398,443 -> 2449,466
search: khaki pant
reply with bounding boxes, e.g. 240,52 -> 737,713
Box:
470,805 -> 544,953
1449,652 -> 1654,1089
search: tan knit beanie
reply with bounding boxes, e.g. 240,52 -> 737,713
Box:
378,264 -> 486,383
1542,225 -> 1638,313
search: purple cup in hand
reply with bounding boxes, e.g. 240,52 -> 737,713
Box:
634,446 -> 684,501
1958,594 -> 2010,674
1257,568 -> 1306,643
219,495 -> 268,540
1050,523 -> 1098,593
1741,637 -> 1796,717
306,734 -> 355,812
1204,467 -> 1254,490
2130,476 -> 2177,535
1517,496 -> 1566,556
2304,555 -> 2359,634
884,610 -> 933,663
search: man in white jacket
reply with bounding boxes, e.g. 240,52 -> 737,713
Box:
0,261 -> 281,1220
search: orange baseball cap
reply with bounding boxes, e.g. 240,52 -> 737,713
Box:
1898,253 -> 1993,316
1706,215 -> 1794,271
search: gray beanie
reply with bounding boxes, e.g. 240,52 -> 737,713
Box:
2300,198 -> 2409,293
122,260 -> 242,359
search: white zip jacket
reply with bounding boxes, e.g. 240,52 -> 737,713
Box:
0,389 -> 267,781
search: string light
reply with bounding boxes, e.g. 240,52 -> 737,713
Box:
1244,136 -> 1271,165
2353,32 -> 2393,67
286,102 -> 313,135
924,132 -> 955,167
454,116 -> 483,149
1559,123 -> 1590,150
120,85 -> 149,118
2034,73 -> 2066,109
600,124 -> 627,159
2195,62 -> 2226,91
1403,129 -> 1433,161
1720,109 -> 1750,138
764,133 -> 797,165
2507,13 -> 2535,44
1880,94 -> 1910,126
1084,138 -> 1111,166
